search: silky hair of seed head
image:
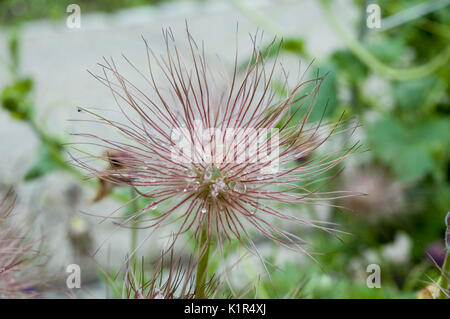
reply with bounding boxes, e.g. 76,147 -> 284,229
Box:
71,26 -> 361,267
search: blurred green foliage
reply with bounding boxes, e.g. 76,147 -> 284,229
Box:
0,0 -> 169,25
258,0 -> 450,297
244,0 -> 449,298
1,76 -> 32,120
1,31 -> 70,181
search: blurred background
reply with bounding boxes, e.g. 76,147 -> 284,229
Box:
0,0 -> 449,298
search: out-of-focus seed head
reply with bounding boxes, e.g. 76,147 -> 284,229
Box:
0,189 -> 48,298
90,149 -> 135,202
339,166 -> 405,220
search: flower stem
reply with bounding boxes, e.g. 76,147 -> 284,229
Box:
129,187 -> 139,268
195,224 -> 211,299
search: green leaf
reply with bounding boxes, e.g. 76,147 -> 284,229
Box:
8,30 -> 20,71
365,38 -> 405,64
24,144 -> 62,181
290,62 -> 339,124
1,77 -> 34,120
282,38 -> 304,55
239,37 -> 305,70
13,77 -> 33,94
390,145 -> 435,182
392,76 -> 440,111
313,62 -> 339,119
367,116 -> 438,182
331,49 -> 368,82
413,117 -> 450,148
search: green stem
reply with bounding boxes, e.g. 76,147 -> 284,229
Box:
436,252 -> 450,299
230,0 -> 285,36
28,119 -> 87,180
129,187 -> 139,268
195,224 -> 211,299
320,0 -> 450,81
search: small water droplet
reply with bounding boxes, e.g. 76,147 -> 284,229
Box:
150,204 -> 158,210
184,168 -> 197,178
201,208 -> 207,214
210,184 -> 219,197
216,178 -> 227,190
204,167 -> 213,181
204,166 -> 222,181
232,182 -> 247,193
136,292 -> 145,299
153,289 -> 165,299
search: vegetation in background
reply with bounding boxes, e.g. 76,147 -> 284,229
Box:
235,0 -> 450,297
0,0 -> 449,298
0,0 -> 170,25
